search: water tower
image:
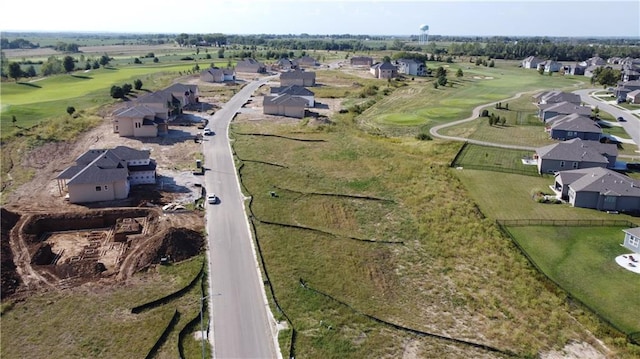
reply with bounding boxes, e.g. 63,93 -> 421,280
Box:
419,24 -> 429,45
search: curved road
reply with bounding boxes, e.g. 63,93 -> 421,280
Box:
430,88 -> 639,156
202,75 -> 281,359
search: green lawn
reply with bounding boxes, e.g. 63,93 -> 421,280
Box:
507,226 -> 640,334
452,143 -> 540,176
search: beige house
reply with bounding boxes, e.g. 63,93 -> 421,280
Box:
280,70 -> 316,87
235,58 -> 266,73
370,62 -> 398,79
112,83 -> 199,138
200,67 -> 236,83
626,89 -> 640,103
56,146 -> 156,204
263,94 -> 307,118
295,56 -> 318,68
270,85 -> 315,107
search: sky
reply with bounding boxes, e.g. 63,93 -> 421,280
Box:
2,0 -> 639,37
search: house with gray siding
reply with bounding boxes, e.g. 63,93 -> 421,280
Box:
394,58 -> 426,76
622,227 -> 640,254
200,67 -> 235,82
535,138 -> 617,174
56,146 -> 156,204
538,101 -> 592,122
552,167 -> 640,212
546,114 -> 602,141
537,60 -> 563,73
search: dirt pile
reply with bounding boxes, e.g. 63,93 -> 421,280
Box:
142,227 -> 205,265
1,208 -> 21,297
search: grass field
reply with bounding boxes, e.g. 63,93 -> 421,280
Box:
507,226 -> 640,334
452,143 -> 540,176
1,256 -> 209,358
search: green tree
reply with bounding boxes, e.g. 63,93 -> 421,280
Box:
218,48 -> 225,58
122,83 -> 132,94
110,85 -> 124,99
456,68 -> 463,77
437,75 -> 447,86
134,79 -> 143,90
382,55 -> 391,63
92,60 -> 100,69
12,115 -> 17,126
63,56 -> 75,73
25,65 -> 36,77
133,57 -> 142,64
66,106 -> 75,116
153,57 -> 159,63
538,67 -> 545,75
99,54 -> 110,67
489,59 -> 495,67
8,62 -> 22,81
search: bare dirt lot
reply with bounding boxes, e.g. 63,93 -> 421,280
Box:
1,82 -> 229,298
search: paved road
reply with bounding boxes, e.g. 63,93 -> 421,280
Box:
429,91 -> 538,151
573,88 -> 640,153
202,75 -> 280,359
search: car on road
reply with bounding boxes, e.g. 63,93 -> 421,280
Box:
203,128 -> 213,136
207,193 -> 218,204
617,116 -> 626,122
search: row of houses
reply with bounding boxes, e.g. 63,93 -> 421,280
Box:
263,70 -> 317,119
522,55 -> 640,83
112,83 -> 199,138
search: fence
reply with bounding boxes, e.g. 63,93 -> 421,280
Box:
495,220 -> 639,346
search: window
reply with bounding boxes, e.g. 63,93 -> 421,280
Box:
560,161 -> 565,168
572,162 -> 578,169
95,186 -> 102,191
630,236 -> 640,248
104,185 -> 108,190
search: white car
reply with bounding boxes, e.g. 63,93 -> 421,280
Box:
203,128 -> 213,136
207,193 -> 218,204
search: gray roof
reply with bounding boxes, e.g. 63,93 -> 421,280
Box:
263,94 -> 308,107
535,91 -> 581,104
536,138 -> 617,163
58,146 -> 152,184
539,101 -> 592,116
280,69 -> 316,80
623,227 -> 640,237
113,105 -> 156,118
372,62 -> 397,70
548,114 -> 602,134
270,85 -> 314,96
559,167 -> 640,197
164,83 -> 198,96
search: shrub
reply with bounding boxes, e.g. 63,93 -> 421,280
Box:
416,132 -> 432,141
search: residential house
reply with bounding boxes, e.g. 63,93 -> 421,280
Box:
350,56 -> 373,67
621,62 -> 640,82
535,138 -> 617,174
200,67 -> 236,83
552,167 -> 640,212
394,58 -> 426,76
546,114 -> 602,141
626,89 -> 640,103
280,69 -> 316,87
263,94 -> 308,119
235,58 -> 266,73
273,58 -> 297,71
270,85 -> 315,107
295,56 -> 318,68
370,62 -> 398,79
163,83 -> 199,107
521,56 -> 544,69
613,80 -> 640,100
56,146 -> 156,204
112,105 -> 163,137
538,101 -> 592,122
622,227 -> 640,254
580,56 -> 607,67
537,60 -> 563,73
564,63 -> 586,76
534,90 -> 581,105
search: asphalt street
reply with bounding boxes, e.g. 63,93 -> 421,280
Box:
202,75 -> 280,359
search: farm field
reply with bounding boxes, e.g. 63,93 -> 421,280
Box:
2,36 -> 640,359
